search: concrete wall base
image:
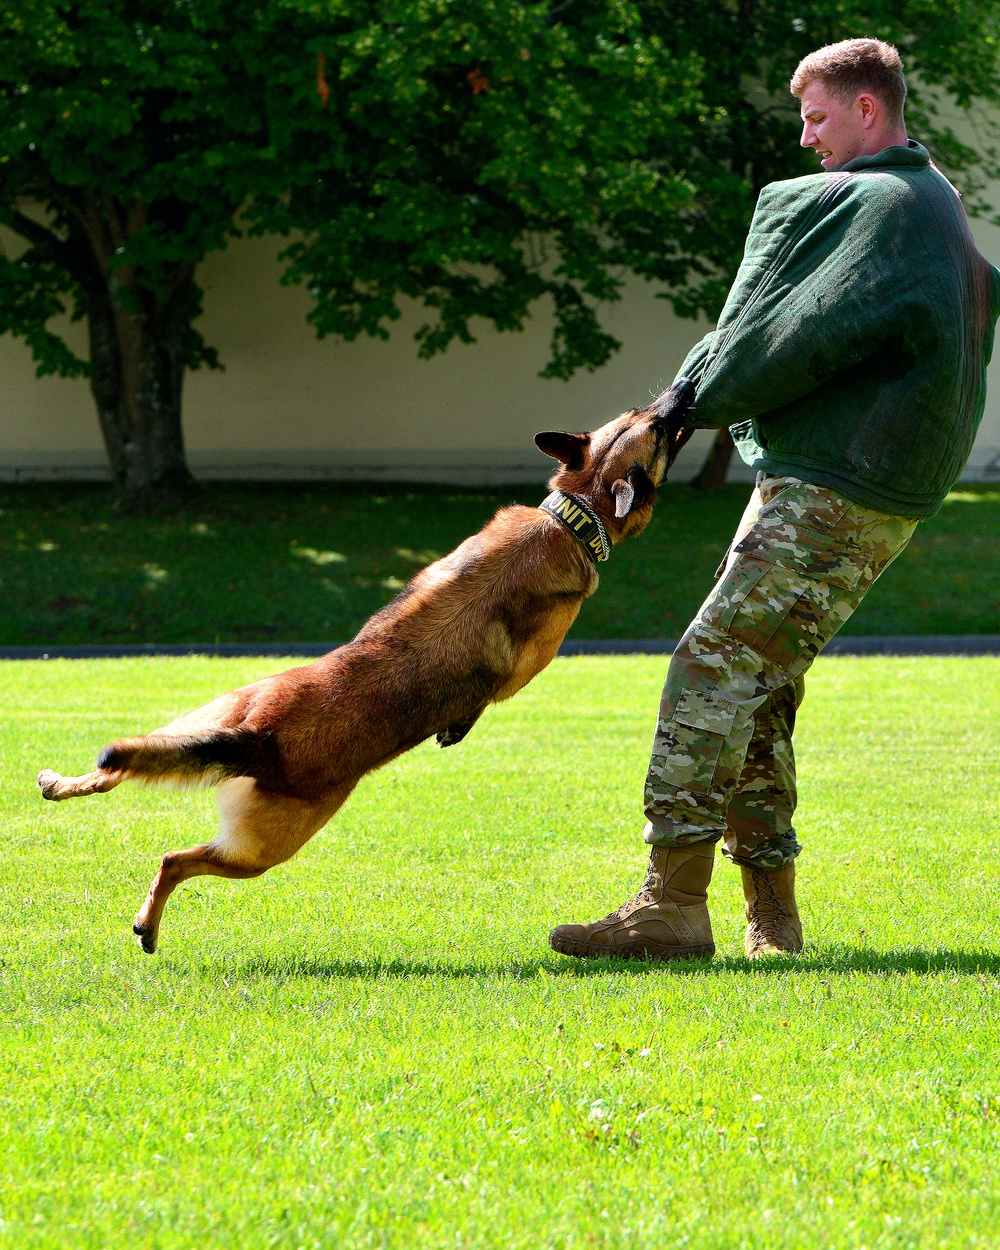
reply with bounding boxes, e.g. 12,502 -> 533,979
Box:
1,444 -> 997,486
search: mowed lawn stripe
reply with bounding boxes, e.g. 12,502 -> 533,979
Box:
1,656 -> 999,1248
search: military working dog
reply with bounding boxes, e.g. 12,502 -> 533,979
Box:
37,381 -> 694,953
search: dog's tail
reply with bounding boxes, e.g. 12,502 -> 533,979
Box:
97,730 -> 259,787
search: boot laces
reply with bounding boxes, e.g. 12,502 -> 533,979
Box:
748,870 -> 788,939
605,856 -> 662,921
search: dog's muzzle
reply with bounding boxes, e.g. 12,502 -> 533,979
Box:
652,377 -> 696,465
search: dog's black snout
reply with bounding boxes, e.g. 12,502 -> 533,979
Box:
652,377 -> 695,427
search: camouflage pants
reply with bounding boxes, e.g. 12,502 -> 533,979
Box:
643,474 -> 918,869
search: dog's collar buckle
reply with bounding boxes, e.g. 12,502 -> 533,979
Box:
538,490 -> 611,563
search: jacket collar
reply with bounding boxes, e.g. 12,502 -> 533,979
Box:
835,140 -> 930,174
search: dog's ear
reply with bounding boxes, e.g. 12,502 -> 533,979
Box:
610,465 -> 655,518
534,430 -> 589,469
610,477 -> 634,518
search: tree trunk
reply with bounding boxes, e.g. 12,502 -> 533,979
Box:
87,276 -> 196,506
61,192 -> 196,506
692,427 -> 735,491
86,289 -> 128,487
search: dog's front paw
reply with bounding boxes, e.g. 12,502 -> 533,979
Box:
436,722 -> 472,748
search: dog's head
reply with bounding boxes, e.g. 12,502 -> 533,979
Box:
534,378 -> 695,541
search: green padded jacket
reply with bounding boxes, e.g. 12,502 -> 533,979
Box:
676,142 -> 1000,517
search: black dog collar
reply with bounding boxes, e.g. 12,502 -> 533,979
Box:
539,490 -> 611,563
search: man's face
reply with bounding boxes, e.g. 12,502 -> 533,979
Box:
799,81 -> 868,169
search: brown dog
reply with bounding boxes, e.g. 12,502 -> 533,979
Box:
37,380 -> 694,952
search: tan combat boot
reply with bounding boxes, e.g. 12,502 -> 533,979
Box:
549,842 -> 716,961
742,863 -> 803,957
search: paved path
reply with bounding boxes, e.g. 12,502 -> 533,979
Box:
1,636 -> 998,660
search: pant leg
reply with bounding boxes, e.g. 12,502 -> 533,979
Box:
640,480 -> 769,849
722,674 -> 805,869
643,477 -> 917,858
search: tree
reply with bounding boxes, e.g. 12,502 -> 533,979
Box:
1,2 -> 999,502
0,1 -> 704,501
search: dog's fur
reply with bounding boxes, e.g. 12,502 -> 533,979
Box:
37,381 -> 694,953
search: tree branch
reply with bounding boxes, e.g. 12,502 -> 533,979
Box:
3,207 -> 66,256
0,202 -> 102,296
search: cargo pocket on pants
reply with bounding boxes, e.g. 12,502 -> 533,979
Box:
724,563 -> 814,656
725,528 -> 867,660
657,689 -> 739,796
704,558 -> 771,634
733,525 -> 865,591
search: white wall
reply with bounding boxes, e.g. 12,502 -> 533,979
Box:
2,214 -> 999,485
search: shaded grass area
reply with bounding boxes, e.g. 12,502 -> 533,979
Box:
0,481 -> 998,645
1,654 -> 999,1247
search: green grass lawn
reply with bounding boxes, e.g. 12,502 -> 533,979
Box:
1,482 -> 998,644
2,654 -> 1000,1247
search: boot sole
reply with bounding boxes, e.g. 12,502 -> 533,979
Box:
746,945 -> 803,958
549,934 -> 715,962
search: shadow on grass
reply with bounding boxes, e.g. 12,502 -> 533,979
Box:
226,945 -> 1000,982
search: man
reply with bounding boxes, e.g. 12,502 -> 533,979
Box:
550,38 -> 1000,961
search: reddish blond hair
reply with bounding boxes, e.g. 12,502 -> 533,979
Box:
791,38 -> 906,121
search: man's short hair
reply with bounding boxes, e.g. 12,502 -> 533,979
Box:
790,38 -> 906,121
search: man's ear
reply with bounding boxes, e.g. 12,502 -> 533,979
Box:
534,430 -> 590,469
611,465 -> 655,518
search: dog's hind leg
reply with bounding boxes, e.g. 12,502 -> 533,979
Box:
39,691 -> 248,804
37,767 -> 124,801
132,841 -> 267,954
132,776 -> 356,954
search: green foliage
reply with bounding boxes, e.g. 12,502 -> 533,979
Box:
1,0 -> 1000,389
2,654 -> 1000,1245
262,0 -> 704,376
0,482 -> 997,644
